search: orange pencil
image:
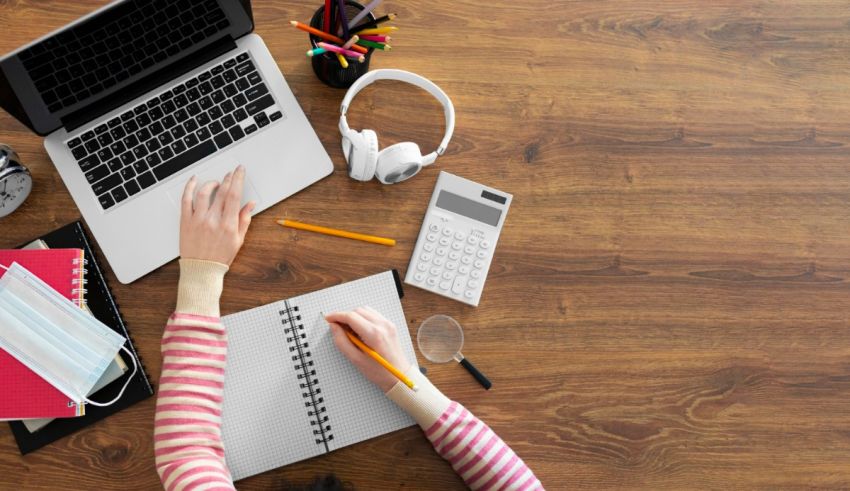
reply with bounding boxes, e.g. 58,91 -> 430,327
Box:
289,21 -> 368,54
343,328 -> 418,391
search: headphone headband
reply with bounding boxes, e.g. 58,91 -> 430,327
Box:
340,69 -> 455,161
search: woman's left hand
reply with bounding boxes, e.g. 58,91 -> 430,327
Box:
179,165 -> 256,266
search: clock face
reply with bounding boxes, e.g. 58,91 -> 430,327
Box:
0,171 -> 32,218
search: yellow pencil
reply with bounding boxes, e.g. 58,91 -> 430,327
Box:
336,53 -> 349,68
354,26 -> 398,35
276,219 -> 396,246
344,329 -> 418,391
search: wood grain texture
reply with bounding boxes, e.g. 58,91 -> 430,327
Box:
2,0 -> 850,489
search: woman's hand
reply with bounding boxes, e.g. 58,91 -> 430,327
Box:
180,165 -> 256,266
325,307 -> 412,392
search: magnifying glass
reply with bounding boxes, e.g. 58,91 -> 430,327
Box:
417,315 -> 492,390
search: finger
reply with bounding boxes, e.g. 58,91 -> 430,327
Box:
328,321 -> 370,364
224,165 -> 246,223
238,201 -> 256,237
355,306 -> 384,325
324,311 -> 377,344
194,181 -> 220,215
212,171 -> 233,214
180,176 -> 198,220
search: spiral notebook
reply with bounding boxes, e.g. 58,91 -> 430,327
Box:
221,270 -> 417,481
0,249 -> 86,307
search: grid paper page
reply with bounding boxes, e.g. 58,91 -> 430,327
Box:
289,271 -> 417,452
220,271 -> 416,481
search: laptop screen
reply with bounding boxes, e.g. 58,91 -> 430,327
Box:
0,0 -> 253,135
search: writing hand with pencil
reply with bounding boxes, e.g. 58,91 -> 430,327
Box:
325,307 -> 415,392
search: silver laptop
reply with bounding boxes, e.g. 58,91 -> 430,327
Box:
0,0 -> 333,283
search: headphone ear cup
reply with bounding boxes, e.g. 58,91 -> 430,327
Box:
375,142 -> 423,184
345,129 -> 379,181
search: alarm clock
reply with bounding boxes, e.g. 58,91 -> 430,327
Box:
0,144 -> 32,218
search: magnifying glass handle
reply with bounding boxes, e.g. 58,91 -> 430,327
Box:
460,358 -> 492,390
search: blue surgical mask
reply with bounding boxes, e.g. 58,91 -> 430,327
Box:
0,262 -> 136,406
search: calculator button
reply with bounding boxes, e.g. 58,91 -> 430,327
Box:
476,250 -> 488,259
479,240 -> 490,249
454,231 -> 465,241
470,270 -> 481,278
468,279 -> 480,289
467,236 -> 479,245
439,280 -> 451,290
441,228 -> 452,236
436,247 -> 447,256
464,245 -> 475,254
430,266 -> 441,276
442,271 -> 454,280
429,223 -> 440,232
439,237 -> 451,246
445,262 -> 458,271
417,263 -> 428,272
420,252 -> 433,262
426,233 -> 438,242
461,256 -> 472,265
451,242 -> 463,251
423,243 -> 435,252
427,277 -> 438,286
434,257 -> 445,266
464,290 -> 474,299
449,251 -> 461,260
474,259 -> 484,269
414,272 -> 425,282
459,265 -> 470,275
452,277 -> 466,294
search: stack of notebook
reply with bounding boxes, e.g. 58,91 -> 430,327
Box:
1,221 -> 154,454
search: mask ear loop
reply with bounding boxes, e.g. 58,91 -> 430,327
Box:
84,345 -> 138,407
0,263 -> 8,271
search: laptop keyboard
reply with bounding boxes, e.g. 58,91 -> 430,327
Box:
21,0 -> 229,113
66,52 -> 285,211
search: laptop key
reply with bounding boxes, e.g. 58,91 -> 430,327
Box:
124,179 -> 141,196
124,134 -> 139,149
171,140 -> 187,155
84,139 -> 100,154
68,137 -> 83,149
245,94 -> 274,116
235,61 -> 254,76
142,155 -> 158,170
270,111 -> 283,122
120,166 -> 136,181
98,192 -> 115,210
152,139 -> 216,181
107,117 -> 121,128
244,124 -> 257,134
120,151 -> 135,166
133,145 -> 149,159
196,127 -> 211,141
95,123 -> 108,134
221,114 -> 235,128
110,140 -> 126,155
92,173 -> 122,195
234,108 -> 247,123
233,93 -> 247,107
85,164 -> 109,183
78,154 -> 100,172
246,83 -> 268,101
111,186 -> 128,203
214,131 -> 232,149
229,125 -> 245,141
97,147 -> 114,162
82,130 -> 96,141
97,132 -> 113,147
247,71 -> 261,85
237,52 -> 249,62
209,120 -> 224,135
256,112 -> 269,128
107,158 -> 123,173
137,171 -> 156,189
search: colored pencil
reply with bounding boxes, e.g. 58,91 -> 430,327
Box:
342,35 -> 360,50
336,52 -> 349,68
289,21 -> 368,53
352,26 -> 398,36
318,42 -> 366,61
356,39 -> 390,50
350,13 -> 396,34
359,34 -> 390,42
323,0 -> 332,32
276,219 -> 395,246
336,0 -> 350,40
343,328 -> 418,391
346,0 -> 383,29
306,47 -> 327,57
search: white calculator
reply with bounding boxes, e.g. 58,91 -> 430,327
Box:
405,171 -> 512,306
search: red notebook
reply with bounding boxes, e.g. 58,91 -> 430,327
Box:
0,249 -> 87,420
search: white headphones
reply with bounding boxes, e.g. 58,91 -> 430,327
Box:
339,69 -> 455,184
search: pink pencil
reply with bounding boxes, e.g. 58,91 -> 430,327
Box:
317,42 -> 366,61
359,34 -> 390,42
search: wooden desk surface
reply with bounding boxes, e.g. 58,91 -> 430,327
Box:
3,0 -> 850,489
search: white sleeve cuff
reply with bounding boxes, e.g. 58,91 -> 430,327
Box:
385,365 -> 451,429
176,259 -> 229,317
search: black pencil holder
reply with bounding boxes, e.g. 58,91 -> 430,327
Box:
309,1 -> 375,88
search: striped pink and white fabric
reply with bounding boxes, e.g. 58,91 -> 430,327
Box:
153,311 -> 543,491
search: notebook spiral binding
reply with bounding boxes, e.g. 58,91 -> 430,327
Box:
279,300 -> 333,451
71,257 -> 88,307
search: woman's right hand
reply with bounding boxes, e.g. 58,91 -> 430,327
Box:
325,307 -> 412,392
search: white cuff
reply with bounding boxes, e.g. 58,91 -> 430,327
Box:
176,259 -> 229,317
385,366 -> 451,429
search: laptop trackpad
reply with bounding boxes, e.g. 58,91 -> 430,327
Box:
167,163 -> 263,213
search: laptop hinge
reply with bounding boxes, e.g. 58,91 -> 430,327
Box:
62,36 -> 238,133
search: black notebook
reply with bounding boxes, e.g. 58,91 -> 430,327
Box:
8,221 -> 154,454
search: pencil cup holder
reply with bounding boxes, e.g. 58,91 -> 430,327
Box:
309,1 -> 375,88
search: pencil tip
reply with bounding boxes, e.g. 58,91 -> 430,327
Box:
290,20 -> 297,25
412,385 -> 419,392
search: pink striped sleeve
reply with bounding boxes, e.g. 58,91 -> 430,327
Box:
425,402 -> 544,490
154,313 -> 235,491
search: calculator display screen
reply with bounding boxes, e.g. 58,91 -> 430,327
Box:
436,191 -> 502,226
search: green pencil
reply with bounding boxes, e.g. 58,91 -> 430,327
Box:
356,39 -> 391,50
